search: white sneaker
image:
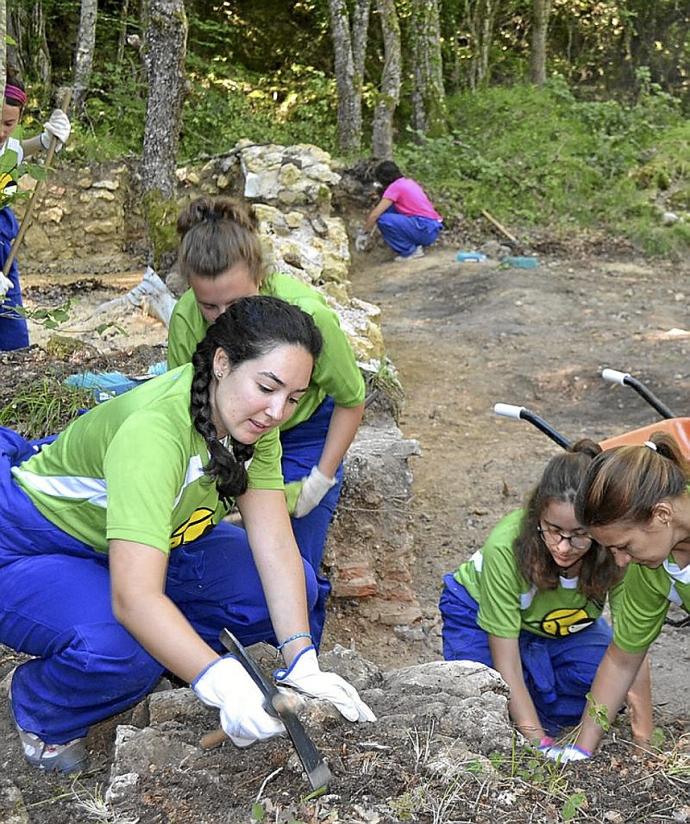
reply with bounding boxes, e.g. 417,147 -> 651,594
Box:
10,697 -> 87,773
394,246 -> 424,262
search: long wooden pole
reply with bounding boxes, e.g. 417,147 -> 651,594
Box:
3,87 -> 73,277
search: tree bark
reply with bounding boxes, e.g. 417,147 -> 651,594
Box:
411,0 -> 446,137
140,0 -> 188,269
73,0 -> 98,111
116,0 -> 131,70
371,0 -> 401,159
0,0 -> 6,103
529,0 -> 551,85
328,0 -> 371,155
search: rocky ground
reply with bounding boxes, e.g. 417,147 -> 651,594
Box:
0,239 -> 689,822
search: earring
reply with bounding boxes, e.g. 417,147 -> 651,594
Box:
216,372 -> 223,380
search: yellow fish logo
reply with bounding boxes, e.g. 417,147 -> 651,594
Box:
170,507 -> 215,549
541,608 -> 593,637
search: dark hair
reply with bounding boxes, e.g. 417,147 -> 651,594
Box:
515,439 -> 620,601
5,71 -> 25,109
374,161 -> 403,189
177,197 -> 265,286
191,296 -> 322,503
575,432 -> 690,528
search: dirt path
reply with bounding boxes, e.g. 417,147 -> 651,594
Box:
347,246 -> 690,718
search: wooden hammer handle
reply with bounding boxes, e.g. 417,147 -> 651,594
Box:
200,728 -> 228,750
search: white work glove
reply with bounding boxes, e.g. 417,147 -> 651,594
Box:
293,466 -> 336,519
543,743 -> 592,764
274,646 -> 376,723
192,655 -> 286,747
40,109 -> 71,152
0,272 -> 12,299
354,229 -> 370,252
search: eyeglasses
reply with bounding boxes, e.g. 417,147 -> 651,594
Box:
537,523 -> 592,551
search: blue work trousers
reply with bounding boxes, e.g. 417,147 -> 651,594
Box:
0,207 -> 29,351
377,205 -> 442,257
0,427 -> 318,745
439,574 -> 612,735
281,396 -> 344,646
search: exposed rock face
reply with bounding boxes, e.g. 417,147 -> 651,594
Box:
327,419 -> 422,626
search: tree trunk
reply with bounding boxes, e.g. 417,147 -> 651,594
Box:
7,4 -> 24,78
371,0 -> 401,159
411,0 -> 446,137
140,0 -> 188,270
73,0 -> 98,111
116,0 -> 131,70
328,0 -> 371,155
529,0 -> 551,85
29,0 -> 53,90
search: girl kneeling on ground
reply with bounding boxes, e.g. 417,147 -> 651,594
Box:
439,440 -> 652,750
548,433 -> 690,762
168,197 -> 366,646
0,296 -> 374,774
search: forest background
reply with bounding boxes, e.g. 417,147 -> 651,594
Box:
6,0 -> 690,254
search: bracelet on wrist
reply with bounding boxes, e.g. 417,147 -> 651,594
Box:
277,631 -> 312,653
539,736 -> 555,748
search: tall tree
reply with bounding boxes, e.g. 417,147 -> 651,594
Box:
73,0 -> 98,111
371,0 -> 401,159
0,0 -> 5,101
328,0 -> 371,154
529,0 -> 551,85
464,0 -> 500,90
411,0 -> 446,136
140,0 -> 187,269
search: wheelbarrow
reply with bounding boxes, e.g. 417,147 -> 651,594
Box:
494,367 -> 690,458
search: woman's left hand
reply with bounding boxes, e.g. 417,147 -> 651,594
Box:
275,646 -> 376,722
293,466 -> 336,518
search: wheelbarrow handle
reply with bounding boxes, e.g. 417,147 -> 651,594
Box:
600,368 -> 675,420
493,403 -> 572,451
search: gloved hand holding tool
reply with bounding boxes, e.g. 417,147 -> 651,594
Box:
40,109 -> 71,153
0,271 -> 13,299
292,465 -> 337,519
207,629 -> 333,790
192,655 -> 286,748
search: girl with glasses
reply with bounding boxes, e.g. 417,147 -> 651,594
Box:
439,440 -> 652,750
545,432 -> 690,762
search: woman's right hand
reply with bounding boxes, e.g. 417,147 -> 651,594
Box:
192,656 -> 286,747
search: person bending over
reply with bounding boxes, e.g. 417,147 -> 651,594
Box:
0,296 -> 374,774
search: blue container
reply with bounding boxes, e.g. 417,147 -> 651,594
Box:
501,255 -> 539,269
456,251 -> 488,263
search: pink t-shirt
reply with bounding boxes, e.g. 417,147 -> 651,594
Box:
382,178 -> 442,221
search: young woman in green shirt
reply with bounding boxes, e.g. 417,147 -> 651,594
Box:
167,197 -> 366,645
0,296 -> 373,774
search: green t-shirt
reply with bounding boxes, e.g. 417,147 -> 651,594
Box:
612,557 -> 690,653
167,273 -> 365,430
12,364 -> 283,555
452,509 -> 623,639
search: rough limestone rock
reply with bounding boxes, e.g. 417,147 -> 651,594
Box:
0,779 -> 29,824
369,660 -> 513,756
326,419 -> 422,626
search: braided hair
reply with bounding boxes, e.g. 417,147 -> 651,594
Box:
191,295 -> 322,504
177,196 -> 265,285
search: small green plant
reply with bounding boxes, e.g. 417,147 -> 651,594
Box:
585,692 -> 611,733
562,790 -> 588,821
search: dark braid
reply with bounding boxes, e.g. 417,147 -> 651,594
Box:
191,296 -> 323,504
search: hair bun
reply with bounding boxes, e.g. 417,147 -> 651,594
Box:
177,196 -> 258,238
570,438 -> 602,459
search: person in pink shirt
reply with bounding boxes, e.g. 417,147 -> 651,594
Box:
359,161 -> 443,261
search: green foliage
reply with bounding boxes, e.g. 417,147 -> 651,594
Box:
562,791 -> 588,821
0,379 -> 93,439
395,79 -> 690,255
585,692 -> 611,732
